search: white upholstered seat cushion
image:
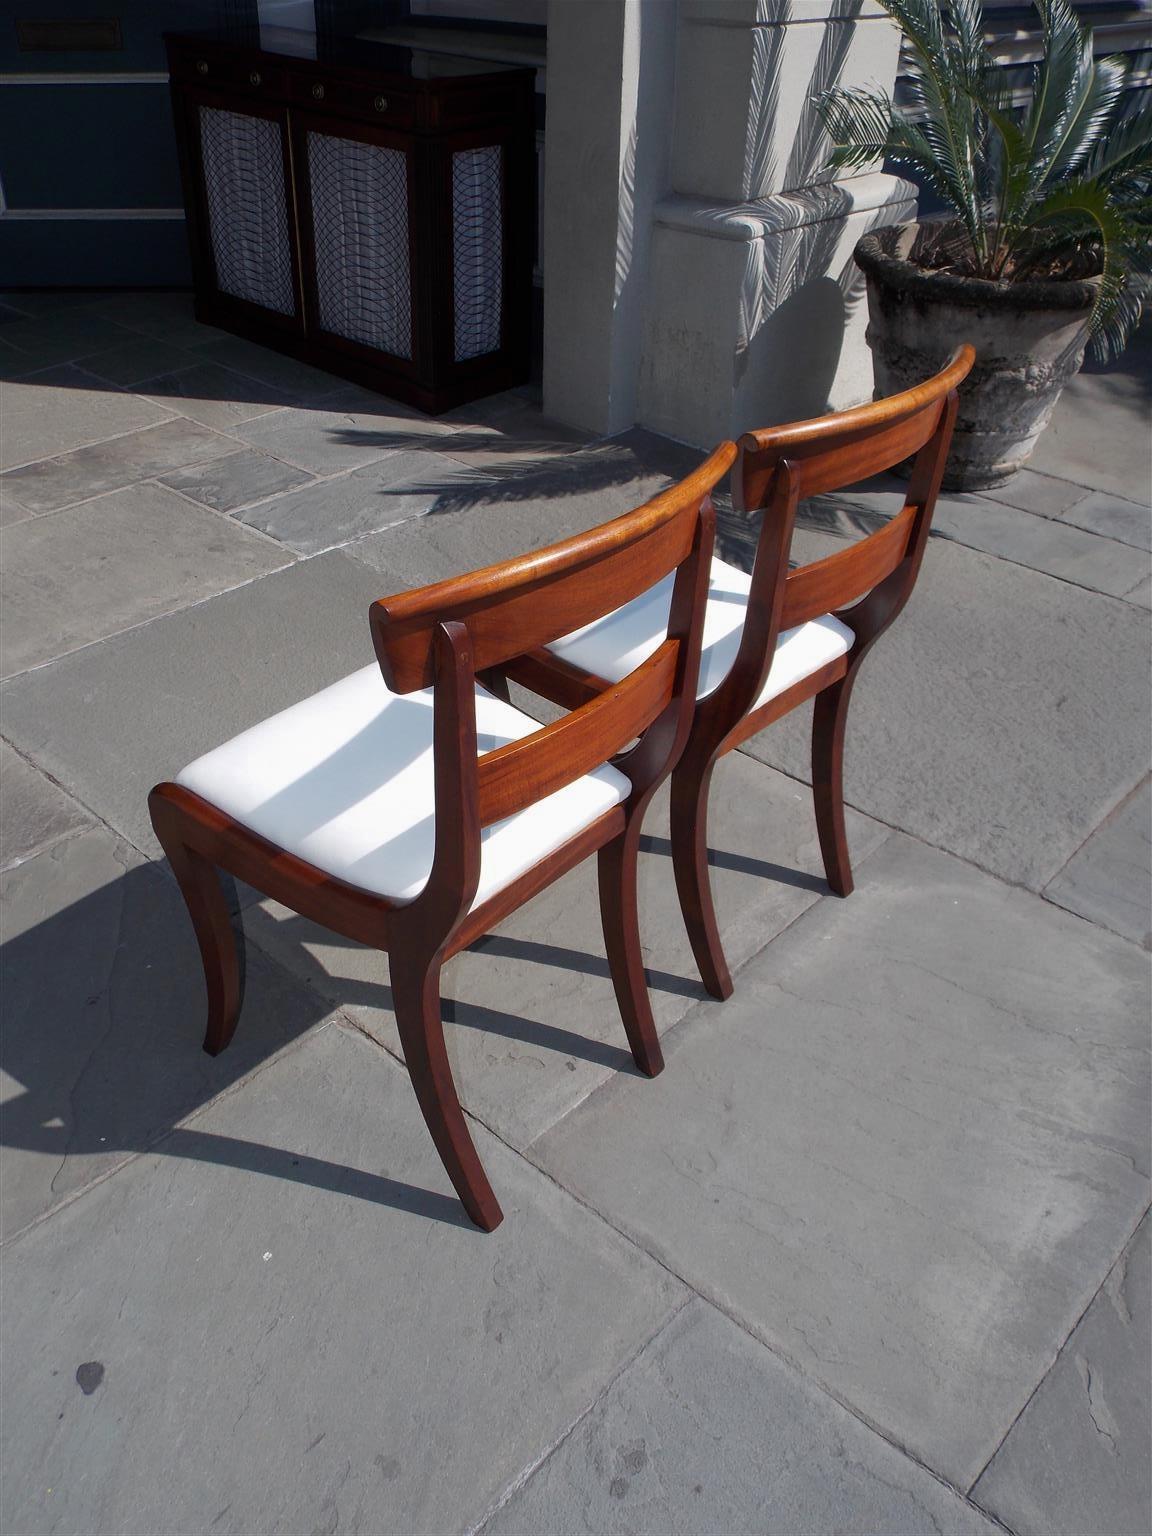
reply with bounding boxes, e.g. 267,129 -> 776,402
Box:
549,554 -> 854,711
175,665 -> 630,907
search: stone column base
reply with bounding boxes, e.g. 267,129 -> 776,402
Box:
637,172 -> 918,448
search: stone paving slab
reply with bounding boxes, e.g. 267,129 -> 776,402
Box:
0,551 -> 392,858
0,311 -> 137,376
971,1212 -> 1151,1536
344,431 -> 717,593
811,476 -> 1149,601
437,390 -> 593,467
138,361 -> 296,431
0,365 -> 175,472
0,481 -> 293,678
0,1023 -> 684,1536
235,448 -> 477,554
742,529 -> 1152,891
0,415 -> 241,516
1030,334 -> 1152,503
532,835 -> 1151,1489
1056,489 -> 1152,551
930,494 -> 1151,600
159,446 -> 314,515
190,333 -> 356,399
1124,572 -> 1152,608
77,335 -> 199,389
88,290 -> 229,350
245,756 -> 889,1150
979,468 -> 1092,520
485,1298 -> 1000,1536
0,826 -> 331,1238
0,741 -> 93,872
1043,778 -> 1152,949
233,391 -> 452,475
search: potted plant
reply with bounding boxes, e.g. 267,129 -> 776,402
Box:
816,0 -> 1150,489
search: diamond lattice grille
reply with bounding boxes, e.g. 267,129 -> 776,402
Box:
452,146 -> 503,361
308,132 -> 413,360
199,106 -> 296,316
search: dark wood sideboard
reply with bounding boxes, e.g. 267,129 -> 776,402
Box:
165,29 -> 536,414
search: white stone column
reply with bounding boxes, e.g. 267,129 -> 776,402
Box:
639,0 -> 916,445
541,0 -> 678,435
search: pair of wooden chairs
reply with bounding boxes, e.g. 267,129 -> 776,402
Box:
150,347 -> 973,1231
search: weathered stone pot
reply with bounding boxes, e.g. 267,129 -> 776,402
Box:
854,223 -> 1097,490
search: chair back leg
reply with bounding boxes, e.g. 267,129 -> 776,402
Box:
388,941 -> 504,1232
669,747 -> 734,1001
150,793 -> 247,1056
597,818 -> 665,1078
811,673 -> 857,898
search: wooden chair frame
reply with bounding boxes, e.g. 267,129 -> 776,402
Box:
150,442 -> 735,1232
502,348 -> 975,1001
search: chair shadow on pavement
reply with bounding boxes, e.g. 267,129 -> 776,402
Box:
1,828 -> 832,1238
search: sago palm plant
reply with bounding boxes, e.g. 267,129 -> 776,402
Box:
814,0 -> 1151,357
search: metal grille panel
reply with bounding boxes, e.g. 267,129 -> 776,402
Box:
308,132 -> 412,360
452,146 -> 503,361
199,106 -> 295,316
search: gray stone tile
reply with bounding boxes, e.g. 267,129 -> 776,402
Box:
532,836 -> 1152,1488
235,449 -> 477,554
91,289 -> 227,349
930,494 -> 1150,598
0,482 -> 293,677
1057,489 -> 1152,552
0,741 -> 93,871
0,365 -> 175,471
972,1213 -> 1151,1536
1030,326 -> 1152,503
139,361 -> 294,430
0,551 -> 387,857
0,311 -> 135,374
0,291 -> 104,320
0,827 -> 332,1237
233,392 -> 451,474
741,531 -> 1152,891
437,391 -> 592,468
1124,572 -> 1152,608
487,1299 -> 999,1536
980,468 -> 1091,520
1044,780 -> 1152,948
245,757 -> 889,1150
0,1023 -> 683,1536
0,416 -> 241,514
346,434 -> 718,590
159,447 -> 313,514
76,335 -> 198,388
193,334 -> 354,400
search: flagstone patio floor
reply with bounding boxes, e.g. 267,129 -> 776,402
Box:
1,291 -> 1148,1536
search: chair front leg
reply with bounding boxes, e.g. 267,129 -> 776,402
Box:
811,672 -> 856,898
597,816 -> 665,1078
669,745 -> 734,1001
150,798 -> 247,1056
389,943 -> 504,1232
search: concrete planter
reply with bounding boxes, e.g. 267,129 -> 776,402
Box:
854,223 -> 1097,490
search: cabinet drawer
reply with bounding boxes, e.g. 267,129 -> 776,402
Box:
170,49 -> 286,98
287,73 -> 415,128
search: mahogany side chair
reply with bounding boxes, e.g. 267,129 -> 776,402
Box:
149,442 -> 734,1232
504,348 -> 974,1002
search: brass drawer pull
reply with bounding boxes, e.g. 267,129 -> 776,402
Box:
312,82 -> 325,100
249,71 -> 262,86
374,95 -> 388,112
